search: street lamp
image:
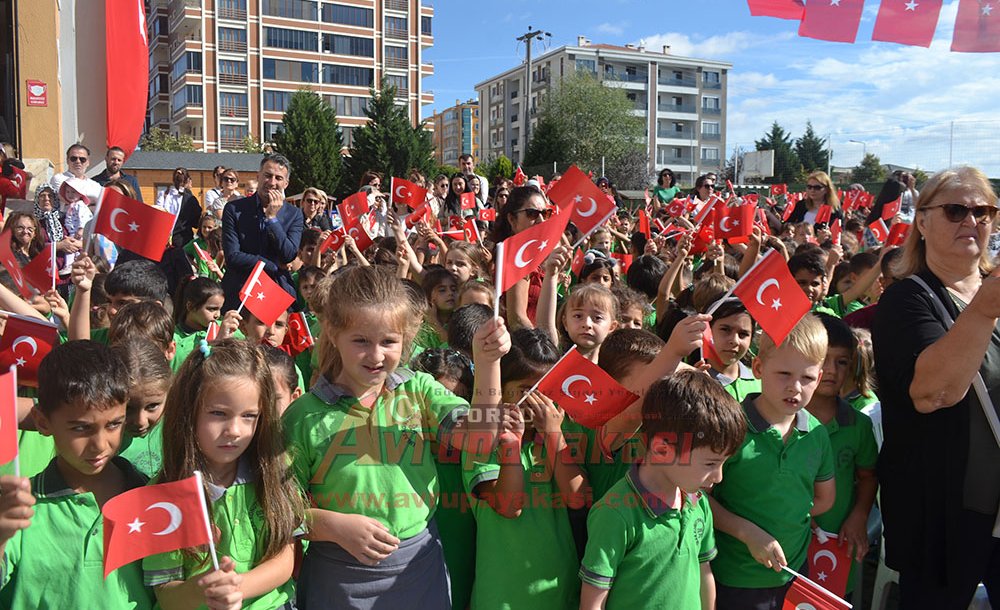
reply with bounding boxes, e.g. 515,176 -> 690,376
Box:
849,139 -> 867,158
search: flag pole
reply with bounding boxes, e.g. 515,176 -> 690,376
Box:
705,249 -> 775,317
235,262 -> 263,316
9,365 -> 19,478
571,207 -> 618,250
514,345 -> 577,408
780,565 -> 853,608
50,241 -> 57,292
493,241 -> 504,319
193,471 -> 221,571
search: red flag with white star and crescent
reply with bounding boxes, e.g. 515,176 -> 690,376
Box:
733,250 -> 811,346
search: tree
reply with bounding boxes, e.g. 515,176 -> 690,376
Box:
239,135 -> 268,154
343,81 -> 435,197
271,89 -> 344,195
851,153 -> 886,183
138,128 -> 196,152
606,147 -> 652,191
531,72 -> 646,184
755,122 -> 801,183
912,167 -> 929,188
795,121 -> 829,176
479,154 -> 514,183
724,144 -> 748,183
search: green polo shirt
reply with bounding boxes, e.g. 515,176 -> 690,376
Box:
283,369 -> 468,540
0,431 -> 55,479
414,320 -> 447,352
91,326 -> 110,344
580,465 -> 716,609
117,424 -> 164,480
711,362 -> 762,404
845,390 -> 879,413
0,457 -> 154,610
710,395 -> 835,589
814,295 -> 865,319
182,238 -> 219,279
813,399 -> 878,534
561,421 -> 645,505
462,436 -> 580,610
172,324 -> 207,372
143,461 -> 295,609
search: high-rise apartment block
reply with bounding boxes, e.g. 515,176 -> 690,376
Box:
475,37 -> 730,183
429,99 -> 479,167
146,0 -> 434,152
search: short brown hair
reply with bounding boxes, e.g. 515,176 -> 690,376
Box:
641,370 -> 746,456
108,301 -> 174,352
756,313 -> 827,365
598,328 -> 664,381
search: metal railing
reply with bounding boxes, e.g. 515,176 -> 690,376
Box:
658,76 -> 697,87
701,132 -> 721,141
219,137 -> 244,150
702,80 -> 722,90
604,71 -> 647,83
218,40 -> 247,53
657,103 -> 696,113
385,27 -> 408,40
657,129 -> 693,139
658,155 -> 693,165
220,105 -> 249,118
701,106 -> 722,115
385,0 -> 408,11
385,56 -> 409,69
218,73 -> 248,85
217,7 -> 247,20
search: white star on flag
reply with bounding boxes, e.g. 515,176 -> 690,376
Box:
905,0 -> 918,10
128,222 -> 140,232
256,291 -> 266,300
127,518 -> 145,533
983,3 -> 994,15
771,298 -> 782,311
574,195 -> 583,203
538,240 -> 548,251
14,357 -> 25,367
817,571 -> 828,581
584,393 -> 597,405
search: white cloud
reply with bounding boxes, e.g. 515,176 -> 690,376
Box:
632,31 -> 793,59
596,21 -> 627,36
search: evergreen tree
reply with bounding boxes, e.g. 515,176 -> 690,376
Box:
523,115 -> 570,171
794,122 -> 829,175
755,122 -> 801,183
137,128 -> 196,152
851,153 -> 886,183
271,89 -> 344,195
343,82 -> 435,197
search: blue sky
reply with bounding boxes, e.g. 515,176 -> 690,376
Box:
423,0 -> 1000,176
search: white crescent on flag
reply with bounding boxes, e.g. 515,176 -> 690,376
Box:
719,216 -> 734,234
11,336 -> 38,357
395,185 -> 409,199
561,374 -> 592,397
755,278 -> 780,309
146,502 -> 182,536
513,239 -> 539,268
574,195 -> 598,218
109,208 -> 130,233
813,549 -> 838,570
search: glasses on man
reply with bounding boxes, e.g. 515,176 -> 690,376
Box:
514,208 -> 553,221
923,203 -> 999,223
69,156 -> 88,163
806,184 -> 826,191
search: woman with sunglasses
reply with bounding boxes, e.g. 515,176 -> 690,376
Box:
299,187 -> 332,232
786,170 -> 843,227
490,186 -> 554,330
652,168 -> 680,212
872,166 -> 1000,610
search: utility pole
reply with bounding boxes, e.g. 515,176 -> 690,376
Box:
516,27 -> 550,162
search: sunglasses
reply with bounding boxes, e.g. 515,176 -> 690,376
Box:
223,176 -> 238,183
923,204 -> 999,223
303,198 -> 322,205
806,184 -> 825,191
514,208 -> 553,221
69,156 -> 88,163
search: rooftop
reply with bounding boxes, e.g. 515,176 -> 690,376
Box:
124,151 -> 265,172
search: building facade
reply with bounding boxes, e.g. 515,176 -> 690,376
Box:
430,99 -> 479,167
147,0 -> 434,153
475,37 -> 730,185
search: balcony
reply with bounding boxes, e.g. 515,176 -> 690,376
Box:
218,39 -> 248,54
218,73 -> 248,86
385,0 -> 408,11
219,137 -> 244,150
658,154 -> 693,165
386,27 -> 408,40
658,75 -> 697,88
220,105 -> 249,118
168,0 -> 200,35
702,80 -> 722,90
657,128 -> 693,139
657,103 -> 696,114
702,106 -> 722,115
604,71 -> 648,83
701,132 -> 721,141
169,33 -> 201,58
217,6 -> 247,20
385,55 -> 408,69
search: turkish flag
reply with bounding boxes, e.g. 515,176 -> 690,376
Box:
716,202 -> 756,243
496,201 -> 574,294
690,221 -> 715,256
0,236 -> 30,300
770,183 -> 788,196
0,368 -> 17,466
406,200 -> 435,228
611,252 -> 633,273
546,165 -> 617,237
460,192 -> 477,211
536,348 -> 639,429
952,0 -> 1000,52
873,0 -> 943,47
733,250 -> 811,346
815,204 -> 833,225
238,261 -> 295,326
206,322 -> 219,342
693,195 -> 722,228
799,0 -> 865,42
807,530 -> 853,598
0,313 -> 59,387
702,324 -> 723,365
23,243 -> 57,294
319,228 -> 346,253
571,248 -> 586,277
782,575 -> 851,610
390,177 -> 428,209
94,188 -> 174,261
830,218 -> 842,244
841,190 -> 858,213
755,208 -> 773,236
344,210 -> 376,253
665,197 -> 689,218
513,165 -> 527,186
102,475 -> 211,577
782,203 -> 795,223
338,192 -> 370,228
284,312 -> 314,355
105,0 -> 149,156
477,207 -> 497,222
637,208 -> 651,239
856,191 -> 874,210
463,218 -> 481,243
748,0 -> 804,19
882,196 -> 902,220
869,218 -> 889,243
448,215 -> 464,232
887,222 -> 910,247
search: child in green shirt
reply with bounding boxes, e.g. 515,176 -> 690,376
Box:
112,338 -> 172,479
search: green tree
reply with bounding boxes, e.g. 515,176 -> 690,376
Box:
137,128 -> 196,152
755,122 -> 801,183
531,72 -> 646,186
912,167 -> 929,188
239,135 -> 268,154
795,121 -> 829,175
343,82 -> 435,197
479,154 -> 514,183
851,153 -> 886,183
271,89 -> 344,195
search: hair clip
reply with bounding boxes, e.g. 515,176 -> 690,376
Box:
199,339 -> 212,359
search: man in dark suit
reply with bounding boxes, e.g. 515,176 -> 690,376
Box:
221,153 -> 303,311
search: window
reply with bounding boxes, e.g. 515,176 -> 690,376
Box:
702,96 -> 721,109
673,70 -> 683,80
264,90 -> 292,112
218,0 -> 247,11
219,60 -> 247,76
322,34 -> 374,56
218,27 -> 246,45
322,3 -> 373,27
327,95 -> 368,117
322,64 -> 373,86
219,92 -> 248,113
150,73 -> 169,96
701,147 -> 720,161
702,121 -> 721,135
576,59 -> 596,74
172,85 -> 202,110
262,0 -> 318,20
265,27 -> 318,51
703,71 -> 721,84
220,124 -> 249,146
171,52 -> 202,81
672,147 -> 683,158
421,16 -> 432,35
673,122 -> 685,133
263,58 -> 319,83
264,122 -> 284,141
385,74 -> 408,93
152,15 -> 168,37
340,126 -> 355,147
385,44 -> 408,62
385,16 -> 407,34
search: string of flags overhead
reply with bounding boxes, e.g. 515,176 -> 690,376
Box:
748,0 -> 999,51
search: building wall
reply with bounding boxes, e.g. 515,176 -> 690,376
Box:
132,167 -> 257,205
429,98 -> 478,166
14,1 -> 65,168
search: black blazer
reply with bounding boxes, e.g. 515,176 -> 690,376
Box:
785,200 -> 844,226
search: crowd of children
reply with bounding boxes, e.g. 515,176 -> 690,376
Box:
0,163 -> 969,610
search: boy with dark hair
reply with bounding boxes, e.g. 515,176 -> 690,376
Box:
580,370 -> 747,610
625,255 -> 668,301
68,257 -> 172,343
0,341 -> 154,609
107,301 -> 177,361
789,250 -> 884,319
446,303 -> 494,359
709,315 -> 837,610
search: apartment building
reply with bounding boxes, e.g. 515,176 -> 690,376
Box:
475,37 -> 730,184
147,0 -> 434,152
429,99 -> 479,166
